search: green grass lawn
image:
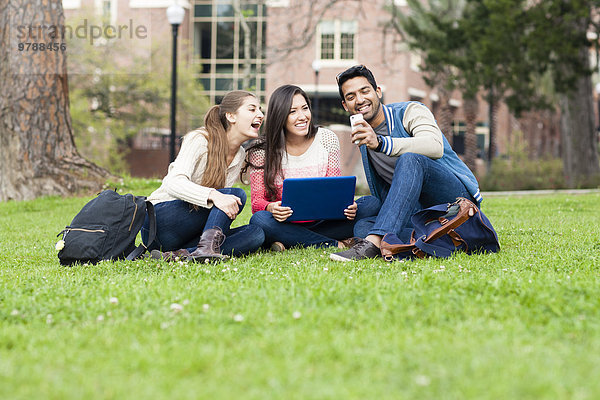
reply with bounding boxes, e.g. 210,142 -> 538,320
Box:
1,178 -> 599,399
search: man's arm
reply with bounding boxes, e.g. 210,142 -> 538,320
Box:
381,103 -> 444,159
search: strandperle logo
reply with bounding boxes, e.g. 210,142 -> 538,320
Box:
15,19 -> 148,45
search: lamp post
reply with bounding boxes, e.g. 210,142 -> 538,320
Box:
166,4 -> 185,163
595,83 -> 600,132
312,60 -> 321,124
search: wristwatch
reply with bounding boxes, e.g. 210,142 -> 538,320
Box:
375,135 -> 383,152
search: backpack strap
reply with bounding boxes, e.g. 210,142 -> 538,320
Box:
126,201 -> 156,261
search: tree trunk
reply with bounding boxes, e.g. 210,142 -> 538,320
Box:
463,97 -> 479,174
436,84 -> 455,146
558,48 -> 600,188
0,0 -> 111,201
488,92 -> 499,164
519,109 -> 561,159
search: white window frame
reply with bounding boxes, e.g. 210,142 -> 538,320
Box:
95,0 -> 117,26
129,0 -> 191,8
63,0 -> 81,9
266,0 -> 290,6
316,20 -> 357,68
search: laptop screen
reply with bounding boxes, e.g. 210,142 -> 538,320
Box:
281,176 -> 356,221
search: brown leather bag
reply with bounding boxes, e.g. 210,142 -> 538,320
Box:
380,197 -> 500,261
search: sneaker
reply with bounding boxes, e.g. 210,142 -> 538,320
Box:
270,241 -> 286,252
329,238 -> 381,262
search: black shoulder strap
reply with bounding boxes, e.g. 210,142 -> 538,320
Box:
126,201 -> 157,261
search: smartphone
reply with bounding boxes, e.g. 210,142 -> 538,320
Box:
350,114 -> 364,144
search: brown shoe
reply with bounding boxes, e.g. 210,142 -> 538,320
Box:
150,248 -> 191,262
270,241 -> 286,252
187,227 -> 228,263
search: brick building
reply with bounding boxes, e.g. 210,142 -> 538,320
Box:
63,0 -> 514,179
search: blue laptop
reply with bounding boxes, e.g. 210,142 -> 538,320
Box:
281,176 -> 356,221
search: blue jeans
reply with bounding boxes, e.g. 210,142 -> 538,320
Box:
141,187 -> 264,257
249,195 -> 381,248
364,153 -> 476,240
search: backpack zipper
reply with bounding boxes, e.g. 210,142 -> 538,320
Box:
59,227 -> 106,240
128,200 -> 138,231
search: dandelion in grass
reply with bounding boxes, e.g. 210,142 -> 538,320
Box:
55,240 -> 65,251
11,309 -> 19,316
233,314 -> 244,322
292,311 -> 302,319
182,299 -> 190,305
415,375 -> 430,386
203,304 -> 210,312
46,314 -> 53,324
170,303 -> 183,313
109,297 -> 119,305
323,267 -> 328,272
97,315 -> 105,322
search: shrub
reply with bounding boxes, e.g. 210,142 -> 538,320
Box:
480,157 -> 566,191
480,131 -> 566,191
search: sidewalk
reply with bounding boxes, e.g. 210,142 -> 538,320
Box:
482,188 -> 600,197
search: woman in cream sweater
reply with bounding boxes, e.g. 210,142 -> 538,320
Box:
142,91 -> 265,262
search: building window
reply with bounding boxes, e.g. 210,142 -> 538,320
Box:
95,0 -> 116,26
192,0 -> 267,104
410,52 -> 421,71
452,120 -> 488,157
318,20 -> 356,61
63,0 -> 82,9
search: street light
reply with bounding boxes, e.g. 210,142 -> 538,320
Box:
166,3 -> 185,163
312,60 -> 321,124
595,82 -> 600,132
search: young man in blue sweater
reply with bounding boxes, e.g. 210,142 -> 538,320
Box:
331,65 -> 482,262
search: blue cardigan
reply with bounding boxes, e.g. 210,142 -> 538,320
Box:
359,102 -> 482,203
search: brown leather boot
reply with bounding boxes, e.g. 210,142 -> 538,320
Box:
187,227 -> 228,263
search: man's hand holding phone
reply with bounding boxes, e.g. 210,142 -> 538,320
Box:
350,113 -> 378,149
350,113 -> 364,145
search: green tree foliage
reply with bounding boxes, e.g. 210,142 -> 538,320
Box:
463,0 -> 593,114
390,0 -> 600,185
394,0 -> 594,115
390,0 -> 466,94
66,13 -> 209,174
388,0 -> 481,169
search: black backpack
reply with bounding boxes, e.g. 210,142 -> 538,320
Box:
57,190 -> 156,266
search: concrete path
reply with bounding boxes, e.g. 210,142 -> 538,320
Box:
482,188 -> 600,197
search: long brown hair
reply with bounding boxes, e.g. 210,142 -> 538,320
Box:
244,85 -> 317,200
201,90 -> 257,188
